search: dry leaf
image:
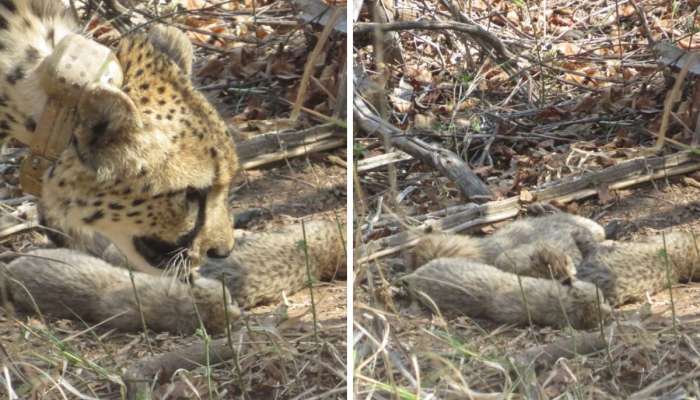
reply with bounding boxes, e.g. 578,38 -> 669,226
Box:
519,189 -> 535,203
230,105 -> 267,125
564,72 -> 587,85
236,61 -> 267,79
197,57 -> 226,79
554,42 -> 580,56
550,14 -> 573,26
405,64 -> 433,85
414,113 -> 436,129
617,4 -> 636,18
439,98 -> 480,113
597,184 -> 613,204
389,78 -> 414,113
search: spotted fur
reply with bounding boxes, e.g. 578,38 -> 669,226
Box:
0,0 -> 238,273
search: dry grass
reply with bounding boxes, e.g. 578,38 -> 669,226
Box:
1,284 -> 346,399
354,0 -> 700,397
354,261 -> 700,398
0,212 -> 347,399
0,0 -> 347,398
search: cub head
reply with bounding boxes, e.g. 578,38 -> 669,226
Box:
41,26 -> 238,274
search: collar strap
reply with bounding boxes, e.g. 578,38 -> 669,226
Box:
19,34 -> 123,196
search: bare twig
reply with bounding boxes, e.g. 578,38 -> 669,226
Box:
123,335 -> 242,400
354,90 -> 493,201
354,20 -> 513,66
511,328 -> 614,369
291,7 -> 344,121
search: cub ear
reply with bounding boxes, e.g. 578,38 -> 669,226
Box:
76,84 -> 142,156
147,25 -> 193,76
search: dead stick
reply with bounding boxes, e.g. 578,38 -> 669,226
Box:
235,124 -> 337,160
653,54 -> 695,153
123,337 -> 237,400
291,7 -> 343,121
353,20 -> 513,64
354,91 -> 492,201
241,138 -> 345,169
510,330 -> 611,369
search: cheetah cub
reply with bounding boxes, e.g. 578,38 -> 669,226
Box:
403,213 -> 700,329
2,220 -> 345,333
408,213 -> 606,279
401,258 -> 611,329
3,249 -> 238,334
574,229 -> 700,306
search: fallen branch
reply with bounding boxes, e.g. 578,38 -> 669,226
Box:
357,151 -> 412,172
235,123 -> 344,169
123,336 -> 239,400
236,124 -> 337,159
510,329 -> 612,370
241,138 -> 345,169
354,20 -> 513,65
357,151 -> 700,263
354,90 -> 493,201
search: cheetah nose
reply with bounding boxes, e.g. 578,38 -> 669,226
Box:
206,245 -> 233,259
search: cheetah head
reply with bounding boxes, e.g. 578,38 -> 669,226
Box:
41,26 -> 238,274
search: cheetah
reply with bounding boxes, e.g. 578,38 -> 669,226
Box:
407,213 -> 606,278
2,220 -> 345,333
1,0 -> 237,272
573,229 -> 700,306
403,213 -> 700,329
402,258 -> 611,329
0,0 -> 346,332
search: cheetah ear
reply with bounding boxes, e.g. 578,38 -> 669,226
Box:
147,25 -> 193,76
76,84 -> 143,152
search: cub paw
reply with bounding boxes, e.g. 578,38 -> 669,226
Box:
191,278 -> 241,333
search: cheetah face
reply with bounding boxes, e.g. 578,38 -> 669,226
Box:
41,26 -> 238,274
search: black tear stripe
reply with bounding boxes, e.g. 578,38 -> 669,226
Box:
132,187 -> 210,268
